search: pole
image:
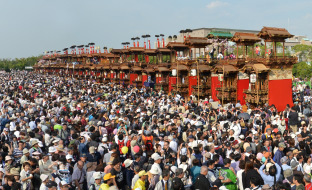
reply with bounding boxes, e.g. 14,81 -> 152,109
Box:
177,59 -> 179,93
283,42 -> 285,57
222,65 -> 224,105
197,61 -> 199,102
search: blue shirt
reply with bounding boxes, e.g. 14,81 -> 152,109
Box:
274,149 -> 284,166
259,163 -> 281,187
78,143 -> 88,156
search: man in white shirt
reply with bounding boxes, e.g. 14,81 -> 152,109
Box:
168,136 -> 178,153
151,153 -> 163,176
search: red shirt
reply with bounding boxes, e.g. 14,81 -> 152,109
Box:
305,183 -> 312,190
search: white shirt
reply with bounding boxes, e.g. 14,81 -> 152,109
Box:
169,140 -> 178,153
151,163 -> 162,176
39,183 -> 48,190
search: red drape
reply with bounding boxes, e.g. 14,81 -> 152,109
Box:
188,76 -> 197,96
130,74 -> 138,85
269,79 -> 293,112
237,79 -> 249,105
142,75 -> 148,86
211,76 -> 221,101
169,77 -> 177,93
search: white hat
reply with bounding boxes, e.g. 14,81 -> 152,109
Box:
66,155 -> 73,160
52,138 -> 60,144
49,147 -> 57,153
149,166 -> 160,175
151,153 -> 163,161
38,141 -> 43,147
102,137 -> 108,142
40,174 -> 49,182
212,127 -> 216,131
239,135 -> 245,140
93,172 -> 101,180
124,159 -> 134,168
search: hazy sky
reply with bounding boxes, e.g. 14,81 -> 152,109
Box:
0,0 -> 311,59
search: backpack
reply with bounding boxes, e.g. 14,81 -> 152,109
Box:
118,140 -> 125,154
145,136 -> 153,151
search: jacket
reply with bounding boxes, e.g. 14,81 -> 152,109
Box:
154,179 -> 172,190
194,174 -> 210,190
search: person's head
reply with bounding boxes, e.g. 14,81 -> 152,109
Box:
223,158 -> 231,167
162,169 -> 170,181
278,142 -> 286,151
138,170 -> 148,181
134,165 -> 140,174
7,175 -> 14,186
200,166 -> 208,176
23,162 -> 31,171
103,173 -> 115,185
304,174 -> 311,184
77,160 -> 84,170
250,176 -> 261,187
294,174 -> 304,185
175,168 -> 184,178
264,139 -> 270,147
245,160 -> 254,172
93,172 -> 102,185
207,160 -> 215,169
112,158 -> 121,171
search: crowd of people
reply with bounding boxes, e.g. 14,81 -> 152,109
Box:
0,71 -> 312,190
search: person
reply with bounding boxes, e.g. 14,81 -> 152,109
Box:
20,162 -> 33,190
304,173 -> 312,190
90,172 -> 104,190
72,160 -> 86,190
190,159 -> 201,184
99,173 -> 118,190
154,170 -> 172,190
46,180 -> 58,190
131,166 -> 141,190
242,161 -> 264,189
194,166 -> 210,190
293,174 -> 305,190
249,176 -> 262,190
259,159 -> 281,187
171,168 -> 185,190
219,158 -> 237,190
274,142 -> 285,166
40,174 -> 49,190
133,170 -> 148,190
110,158 -> 125,190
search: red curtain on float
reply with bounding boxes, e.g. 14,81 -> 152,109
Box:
237,79 -> 249,105
169,77 -> 177,93
79,71 -> 82,75
110,72 -> 114,79
269,79 -> 293,112
97,72 -> 100,76
120,73 -> 123,79
142,75 -> 148,86
130,74 -> 138,85
211,76 -> 221,101
188,76 -> 197,96
135,55 -> 138,62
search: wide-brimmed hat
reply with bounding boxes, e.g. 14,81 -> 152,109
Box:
124,159 -> 133,168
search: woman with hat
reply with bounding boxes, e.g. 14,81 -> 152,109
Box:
133,170 -> 148,190
4,156 -> 13,176
39,154 -> 54,176
29,140 -> 42,157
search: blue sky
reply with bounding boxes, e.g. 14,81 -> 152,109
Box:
0,0 -> 311,59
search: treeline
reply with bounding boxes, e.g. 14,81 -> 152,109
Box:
0,56 -> 41,71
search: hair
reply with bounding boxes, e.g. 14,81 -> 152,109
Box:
245,161 -> 254,172
239,160 -> 246,170
250,176 -> 261,186
200,166 -> 208,174
294,174 -> 304,184
180,155 -> 187,163
162,169 -> 170,178
192,159 -> 200,166
223,158 -> 231,165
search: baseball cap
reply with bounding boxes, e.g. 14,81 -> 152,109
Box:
80,153 -> 87,158
138,170 -> 148,177
89,146 -> 95,154
93,172 -> 102,180
103,173 -> 115,181
66,155 -> 73,160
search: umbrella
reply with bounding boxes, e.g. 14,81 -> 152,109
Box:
238,112 -> 250,120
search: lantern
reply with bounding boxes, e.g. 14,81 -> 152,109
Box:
190,69 -> 196,76
218,74 -> 224,82
172,69 -> 177,76
250,74 -> 257,83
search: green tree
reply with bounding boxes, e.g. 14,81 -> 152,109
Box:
292,61 -> 312,78
292,44 -> 312,62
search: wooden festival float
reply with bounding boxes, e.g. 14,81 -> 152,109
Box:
34,27 -> 297,111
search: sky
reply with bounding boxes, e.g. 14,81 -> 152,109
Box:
0,0 -> 311,59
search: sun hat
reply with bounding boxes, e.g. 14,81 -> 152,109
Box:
40,174 -> 49,182
124,159 -> 133,168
